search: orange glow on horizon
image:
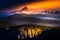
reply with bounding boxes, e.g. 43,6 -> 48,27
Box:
25,1 -> 60,10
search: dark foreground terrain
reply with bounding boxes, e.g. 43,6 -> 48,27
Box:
0,25 -> 60,40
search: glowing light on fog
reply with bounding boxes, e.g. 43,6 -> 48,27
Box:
18,25 -> 53,39
18,27 -> 42,39
15,10 -> 46,15
21,11 -> 34,14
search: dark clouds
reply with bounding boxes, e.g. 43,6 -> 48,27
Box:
0,0 -> 42,10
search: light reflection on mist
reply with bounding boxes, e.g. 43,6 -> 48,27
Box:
18,25 -> 53,39
18,27 -> 42,39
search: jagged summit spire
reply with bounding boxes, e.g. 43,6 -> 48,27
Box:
11,6 -> 28,14
20,6 -> 28,11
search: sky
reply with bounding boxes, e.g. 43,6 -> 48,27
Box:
0,0 -> 43,10
0,0 -> 60,11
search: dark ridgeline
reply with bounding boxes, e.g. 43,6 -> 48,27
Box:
13,6 -> 28,13
20,7 -> 28,11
